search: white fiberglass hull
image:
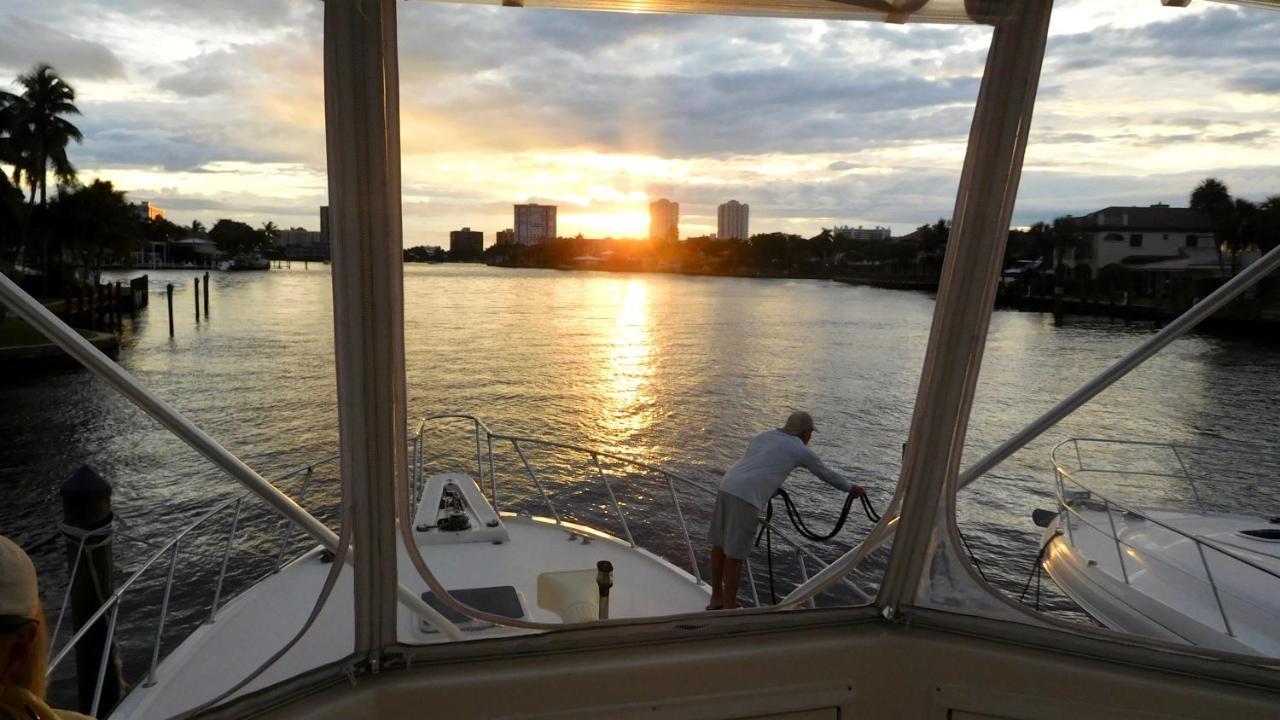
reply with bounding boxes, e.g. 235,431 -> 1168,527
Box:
112,510 -> 709,719
1042,506 -> 1280,657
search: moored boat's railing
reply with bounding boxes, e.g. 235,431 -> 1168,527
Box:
416,414 -> 871,607
1050,438 -> 1280,641
46,454 -> 341,715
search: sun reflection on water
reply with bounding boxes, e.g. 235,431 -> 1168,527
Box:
597,279 -> 655,449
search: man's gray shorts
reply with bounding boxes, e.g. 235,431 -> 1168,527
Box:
708,491 -> 760,561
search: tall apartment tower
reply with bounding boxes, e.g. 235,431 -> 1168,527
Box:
514,204 -> 557,245
717,200 -> 749,240
649,199 -> 679,241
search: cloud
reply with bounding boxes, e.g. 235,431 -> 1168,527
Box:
4,0 -> 1278,245
157,50 -> 240,97
0,16 -> 125,80
1229,74 -> 1280,95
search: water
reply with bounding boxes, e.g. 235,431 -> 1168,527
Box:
3,263 -> 1279,699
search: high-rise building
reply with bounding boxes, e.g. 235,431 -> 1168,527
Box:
496,229 -> 515,246
449,227 -> 484,260
514,204 -> 557,245
649,199 -> 679,241
717,200 -> 749,241
134,201 -> 165,221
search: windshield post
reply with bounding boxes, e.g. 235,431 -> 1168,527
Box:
323,0 -> 408,660
877,0 -> 1056,613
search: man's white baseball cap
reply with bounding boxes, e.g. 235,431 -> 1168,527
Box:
0,535 -> 39,620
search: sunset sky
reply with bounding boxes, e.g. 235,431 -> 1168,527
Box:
3,0 -> 1279,246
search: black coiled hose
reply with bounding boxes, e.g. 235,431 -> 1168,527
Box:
753,487 -> 881,603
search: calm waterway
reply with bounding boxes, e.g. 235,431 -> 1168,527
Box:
4,263 -> 1279,695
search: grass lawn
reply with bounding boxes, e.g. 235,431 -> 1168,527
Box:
0,317 -> 95,348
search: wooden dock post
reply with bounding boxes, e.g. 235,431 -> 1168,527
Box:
203,271 -> 209,317
194,277 -> 200,323
60,465 -> 125,716
166,283 -> 174,337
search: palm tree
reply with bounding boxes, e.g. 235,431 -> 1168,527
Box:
1258,196 -> 1280,256
10,64 -> 83,207
260,221 -> 280,242
0,88 -> 22,184
190,219 -> 207,237
1190,178 -> 1232,277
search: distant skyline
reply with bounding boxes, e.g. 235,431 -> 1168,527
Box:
3,1 -> 1279,246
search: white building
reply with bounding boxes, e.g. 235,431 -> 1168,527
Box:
1069,204 -> 1217,272
717,200 -> 749,241
649,199 -> 679,241
833,225 -> 892,242
514,204 -> 557,246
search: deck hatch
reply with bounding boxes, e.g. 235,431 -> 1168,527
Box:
422,586 -> 526,625
1237,528 -> 1280,542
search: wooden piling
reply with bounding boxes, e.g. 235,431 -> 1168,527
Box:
203,271 -> 210,317
166,283 -> 174,337
60,466 -> 125,716
194,277 -> 200,323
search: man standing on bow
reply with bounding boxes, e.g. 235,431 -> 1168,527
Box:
707,411 -> 865,610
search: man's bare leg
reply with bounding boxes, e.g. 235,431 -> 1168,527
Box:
709,545 -> 726,608
723,557 -> 743,609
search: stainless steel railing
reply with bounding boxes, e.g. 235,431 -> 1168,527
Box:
46,455 -> 340,715
47,416 -> 870,711
415,413 -> 871,606
1050,438 -> 1280,640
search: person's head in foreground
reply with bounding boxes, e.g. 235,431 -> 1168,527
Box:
781,410 -> 816,445
0,534 -> 48,700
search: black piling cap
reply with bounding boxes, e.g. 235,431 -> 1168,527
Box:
60,465 -> 112,501
61,465 -> 113,528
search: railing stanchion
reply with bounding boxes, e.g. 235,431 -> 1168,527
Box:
1170,445 -> 1204,512
144,541 -> 181,687
49,534 -> 88,661
1103,499 -> 1129,584
594,453 -> 635,547
744,557 -> 760,607
513,439 -> 560,523
796,550 -> 815,609
90,602 -> 121,718
474,418 -> 484,490
488,432 -> 497,510
664,473 -> 701,584
209,497 -> 244,623
1073,438 -> 1084,472
1197,542 -> 1235,637
274,467 -> 313,572
1057,469 -> 1074,545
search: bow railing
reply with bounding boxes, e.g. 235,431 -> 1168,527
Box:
1050,438 -> 1280,642
415,413 -> 872,607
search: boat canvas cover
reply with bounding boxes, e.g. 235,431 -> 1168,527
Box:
411,0 -> 1280,24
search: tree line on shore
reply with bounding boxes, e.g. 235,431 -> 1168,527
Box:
1,65 -> 293,295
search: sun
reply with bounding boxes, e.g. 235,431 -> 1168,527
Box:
561,210 -> 651,239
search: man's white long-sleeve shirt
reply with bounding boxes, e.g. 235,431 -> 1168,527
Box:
718,429 -> 853,509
